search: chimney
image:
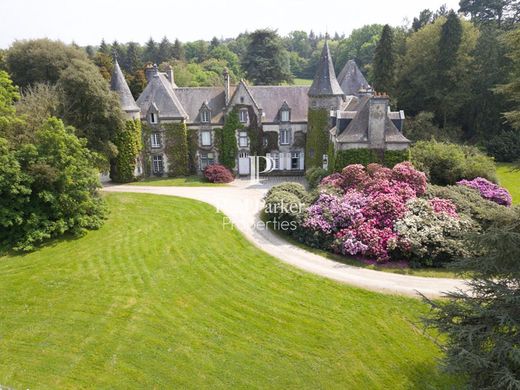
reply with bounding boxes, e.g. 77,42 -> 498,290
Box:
145,63 -> 158,83
223,68 -> 230,105
165,64 -> 175,86
368,94 -> 389,149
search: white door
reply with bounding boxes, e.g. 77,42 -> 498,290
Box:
238,151 -> 250,175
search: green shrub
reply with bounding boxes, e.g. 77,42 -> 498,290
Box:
426,184 -> 517,230
384,149 -> 410,168
305,167 -> 327,189
0,118 -> 107,252
486,130 -> 520,163
264,190 -> 305,222
333,149 -> 379,171
265,182 -> 307,201
411,140 -> 497,185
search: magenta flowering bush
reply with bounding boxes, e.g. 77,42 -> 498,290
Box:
429,197 -> 458,218
457,177 -> 512,207
319,172 -> 345,189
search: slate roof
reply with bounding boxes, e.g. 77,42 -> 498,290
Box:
136,70 -> 187,119
337,60 -> 370,96
249,86 -> 309,122
174,87 -> 228,124
336,96 -> 410,144
308,41 -> 344,97
110,60 -> 140,112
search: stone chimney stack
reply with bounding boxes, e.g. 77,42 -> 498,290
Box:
145,64 -> 156,83
165,64 -> 175,86
223,68 -> 230,105
368,93 -> 389,149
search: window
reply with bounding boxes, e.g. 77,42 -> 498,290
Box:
151,133 -> 161,148
239,109 -> 248,123
238,131 -> 249,147
201,110 -> 210,123
280,110 -> 290,122
240,97 -> 245,103
291,152 -> 300,170
152,155 -> 164,174
272,153 -> 280,170
200,152 -> 215,170
280,129 -> 291,145
149,112 -> 158,124
201,131 -> 211,146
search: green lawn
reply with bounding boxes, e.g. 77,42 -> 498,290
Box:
497,163 -> 520,204
0,193 -> 461,389
128,175 -> 226,187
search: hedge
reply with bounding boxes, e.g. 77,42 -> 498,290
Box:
332,148 -> 409,172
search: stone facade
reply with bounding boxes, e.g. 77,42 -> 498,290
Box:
110,43 -> 409,178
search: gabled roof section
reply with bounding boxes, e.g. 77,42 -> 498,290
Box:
227,80 -> 261,112
110,59 -> 140,112
308,41 -> 344,97
337,60 -> 370,96
136,68 -> 187,119
248,86 -> 309,122
175,87 -> 228,124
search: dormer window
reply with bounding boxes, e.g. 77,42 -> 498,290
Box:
149,112 -> 158,124
280,110 -> 290,122
239,109 -> 248,123
201,110 -> 210,123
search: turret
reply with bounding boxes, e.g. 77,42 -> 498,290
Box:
110,59 -> 140,120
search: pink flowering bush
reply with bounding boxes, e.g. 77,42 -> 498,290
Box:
429,197 -> 458,218
457,177 -> 512,207
320,172 -> 345,189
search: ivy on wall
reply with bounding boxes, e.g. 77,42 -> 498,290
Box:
140,123 -> 153,176
110,119 -> 142,183
163,122 -> 189,177
187,130 -> 199,174
305,109 -> 329,169
217,108 -> 241,169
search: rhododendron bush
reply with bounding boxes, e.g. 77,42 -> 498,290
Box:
457,177 -> 512,207
281,162 -> 482,266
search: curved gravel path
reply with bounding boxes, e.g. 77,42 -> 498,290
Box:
103,180 -> 467,298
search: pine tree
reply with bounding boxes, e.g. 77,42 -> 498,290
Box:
124,42 -> 142,73
99,39 -> 110,55
157,36 -> 172,64
372,24 -> 395,94
496,28 -> 520,130
143,37 -> 158,64
437,11 -> 463,127
172,38 -> 185,61
424,209 -> 520,389
111,40 -> 123,60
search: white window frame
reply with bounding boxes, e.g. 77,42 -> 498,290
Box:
201,130 -> 211,146
280,129 -> 291,145
200,152 -> 215,170
291,152 -> 300,170
280,110 -> 290,122
201,110 -> 210,123
238,131 -> 249,147
151,132 -> 161,148
149,112 -> 158,124
152,155 -> 164,174
272,153 -> 280,170
239,109 -> 248,123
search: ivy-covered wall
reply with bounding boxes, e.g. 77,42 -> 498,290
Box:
217,108 -> 241,169
110,119 -> 142,183
187,130 -> 199,174
332,148 -> 410,171
305,109 -> 329,169
163,122 -> 189,177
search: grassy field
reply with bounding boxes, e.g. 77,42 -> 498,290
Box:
129,175 -> 226,187
497,163 -> 520,204
0,193 -> 461,389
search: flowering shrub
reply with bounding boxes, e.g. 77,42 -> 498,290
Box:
457,177 -> 512,207
267,162 -> 488,266
203,164 -> 234,183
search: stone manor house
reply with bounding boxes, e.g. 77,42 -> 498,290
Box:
110,41 -> 410,177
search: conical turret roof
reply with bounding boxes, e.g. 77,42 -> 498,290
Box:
337,60 -> 370,96
308,41 -> 344,97
110,59 -> 140,112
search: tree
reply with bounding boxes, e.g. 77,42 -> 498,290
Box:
99,39 -> 110,55
57,59 -> 125,167
143,37 -> 158,64
0,70 -> 23,141
372,24 -> 395,94
437,11 -> 464,127
185,40 -> 210,63
424,209 -> 520,389
496,27 -> 520,130
412,9 -> 434,31
172,38 -> 185,61
124,42 -> 142,73
157,36 -> 173,64
0,118 -> 107,252
242,29 -> 292,85
459,0 -> 520,28
5,39 -> 88,87
111,40 -> 123,60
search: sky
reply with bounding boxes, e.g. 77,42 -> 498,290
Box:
0,0 -> 461,48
